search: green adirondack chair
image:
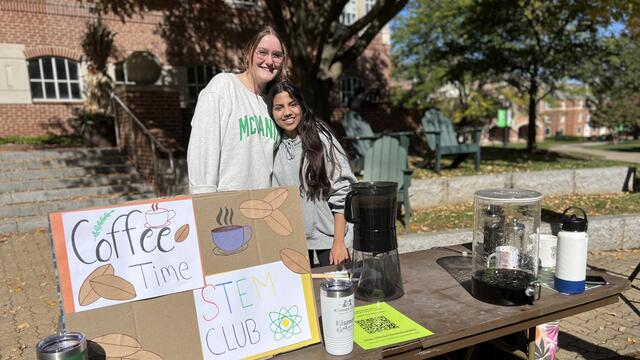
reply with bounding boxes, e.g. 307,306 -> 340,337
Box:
342,110 -> 413,174
363,136 -> 413,227
420,109 -> 481,173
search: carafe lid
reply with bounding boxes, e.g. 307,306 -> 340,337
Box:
350,181 -> 397,195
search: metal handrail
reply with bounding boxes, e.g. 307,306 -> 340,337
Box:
109,93 -> 176,195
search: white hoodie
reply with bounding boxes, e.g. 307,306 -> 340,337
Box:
187,73 -> 279,193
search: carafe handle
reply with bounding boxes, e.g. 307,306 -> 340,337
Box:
345,190 -> 359,223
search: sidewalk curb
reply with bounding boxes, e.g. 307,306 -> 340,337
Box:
398,213 -> 640,254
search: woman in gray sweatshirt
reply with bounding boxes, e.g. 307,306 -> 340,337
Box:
267,81 -> 357,267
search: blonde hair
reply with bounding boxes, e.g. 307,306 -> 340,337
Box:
241,26 -> 288,82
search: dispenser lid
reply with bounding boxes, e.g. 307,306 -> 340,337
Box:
475,189 -> 543,203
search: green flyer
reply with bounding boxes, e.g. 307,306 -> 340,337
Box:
353,302 -> 434,350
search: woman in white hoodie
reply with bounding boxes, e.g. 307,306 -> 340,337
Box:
187,26 -> 288,194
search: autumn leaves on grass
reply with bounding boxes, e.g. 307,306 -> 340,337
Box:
240,188 -> 293,236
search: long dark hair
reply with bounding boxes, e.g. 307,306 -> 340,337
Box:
267,81 -> 343,201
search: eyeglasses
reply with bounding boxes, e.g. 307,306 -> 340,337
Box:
255,48 -> 285,64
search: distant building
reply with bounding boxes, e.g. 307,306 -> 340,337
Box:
486,90 -> 610,144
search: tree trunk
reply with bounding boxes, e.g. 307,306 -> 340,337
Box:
292,64 -> 335,124
527,81 -> 538,152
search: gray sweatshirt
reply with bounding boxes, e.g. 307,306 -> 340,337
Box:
272,132 -> 357,250
187,73 -> 279,194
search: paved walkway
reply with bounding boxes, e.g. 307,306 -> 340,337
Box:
0,231 -> 638,359
549,142 -> 640,164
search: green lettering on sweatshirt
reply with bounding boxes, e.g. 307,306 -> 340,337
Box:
239,115 -> 250,141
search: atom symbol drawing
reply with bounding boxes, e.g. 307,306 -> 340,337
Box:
269,305 -> 303,340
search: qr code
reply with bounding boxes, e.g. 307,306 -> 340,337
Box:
355,315 -> 399,334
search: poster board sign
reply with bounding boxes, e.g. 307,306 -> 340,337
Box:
52,187 -> 320,359
50,197 -> 204,313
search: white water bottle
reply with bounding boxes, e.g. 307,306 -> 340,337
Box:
554,207 -> 588,294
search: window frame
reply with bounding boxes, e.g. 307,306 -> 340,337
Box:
186,64 -> 218,105
339,0 -> 357,25
28,57 -> 83,102
114,61 -> 135,85
340,76 -> 364,106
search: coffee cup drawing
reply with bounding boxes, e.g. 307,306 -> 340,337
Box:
487,245 -> 520,269
538,234 -> 558,268
211,225 -> 253,255
144,207 -> 176,228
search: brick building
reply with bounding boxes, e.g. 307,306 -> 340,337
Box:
0,0 -> 392,144
487,92 -> 610,144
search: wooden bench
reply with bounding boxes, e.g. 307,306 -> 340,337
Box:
420,109 -> 481,173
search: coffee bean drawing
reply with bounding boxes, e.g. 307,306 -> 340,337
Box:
239,199 -> 273,219
263,188 -> 288,209
78,264 -> 114,306
121,350 -> 164,360
174,223 -> 190,243
92,333 -> 142,357
280,248 -> 311,275
90,274 -> 137,301
264,209 -> 293,236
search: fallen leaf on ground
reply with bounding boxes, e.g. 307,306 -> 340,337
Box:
16,322 -> 29,330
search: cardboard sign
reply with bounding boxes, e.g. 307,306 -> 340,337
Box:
54,187 -> 320,359
50,197 -> 203,313
194,261 -> 316,359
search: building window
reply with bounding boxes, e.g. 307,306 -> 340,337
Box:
114,61 -> 134,85
28,57 -> 82,100
341,76 -> 365,105
544,116 -> 551,124
578,113 -> 583,123
545,128 -> 551,136
187,65 -> 217,103
340,0 -> 357,25
560,115 -> 565,124
365,0 -> 375,12
576,127 -> 581,134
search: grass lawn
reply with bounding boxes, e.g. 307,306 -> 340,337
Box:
405,192 -> 640,234
411,146 -> 633,179
592,139 -> 640,153
0,135 -> 84,147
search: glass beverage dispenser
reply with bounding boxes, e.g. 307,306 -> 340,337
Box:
345,181 -> 404,302
471,189 -> 542,306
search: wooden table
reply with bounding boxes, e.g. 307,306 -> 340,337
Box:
278,245 -> 630,359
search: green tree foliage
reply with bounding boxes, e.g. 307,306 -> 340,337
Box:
392,0 -> 501,127
580,36 -> 640,137
393,0 -> 609,150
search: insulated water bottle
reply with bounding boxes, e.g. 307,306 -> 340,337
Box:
554,206 -> 588,294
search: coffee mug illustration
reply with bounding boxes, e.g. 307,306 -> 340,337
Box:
211,225 -> 253,255
487,245 -> 520,269
538,234 -> 558,268
145,203 -> 176,228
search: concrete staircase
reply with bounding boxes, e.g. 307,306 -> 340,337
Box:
0,147 -> 156,234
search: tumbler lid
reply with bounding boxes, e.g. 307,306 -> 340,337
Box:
475,189 -> 542,203
561,206 -> 588,232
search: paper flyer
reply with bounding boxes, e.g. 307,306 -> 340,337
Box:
353,302 -> 433,350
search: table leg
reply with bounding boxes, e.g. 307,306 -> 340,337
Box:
527,326 -> 536,360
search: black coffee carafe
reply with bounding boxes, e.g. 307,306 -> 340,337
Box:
345,181 -> 404,301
